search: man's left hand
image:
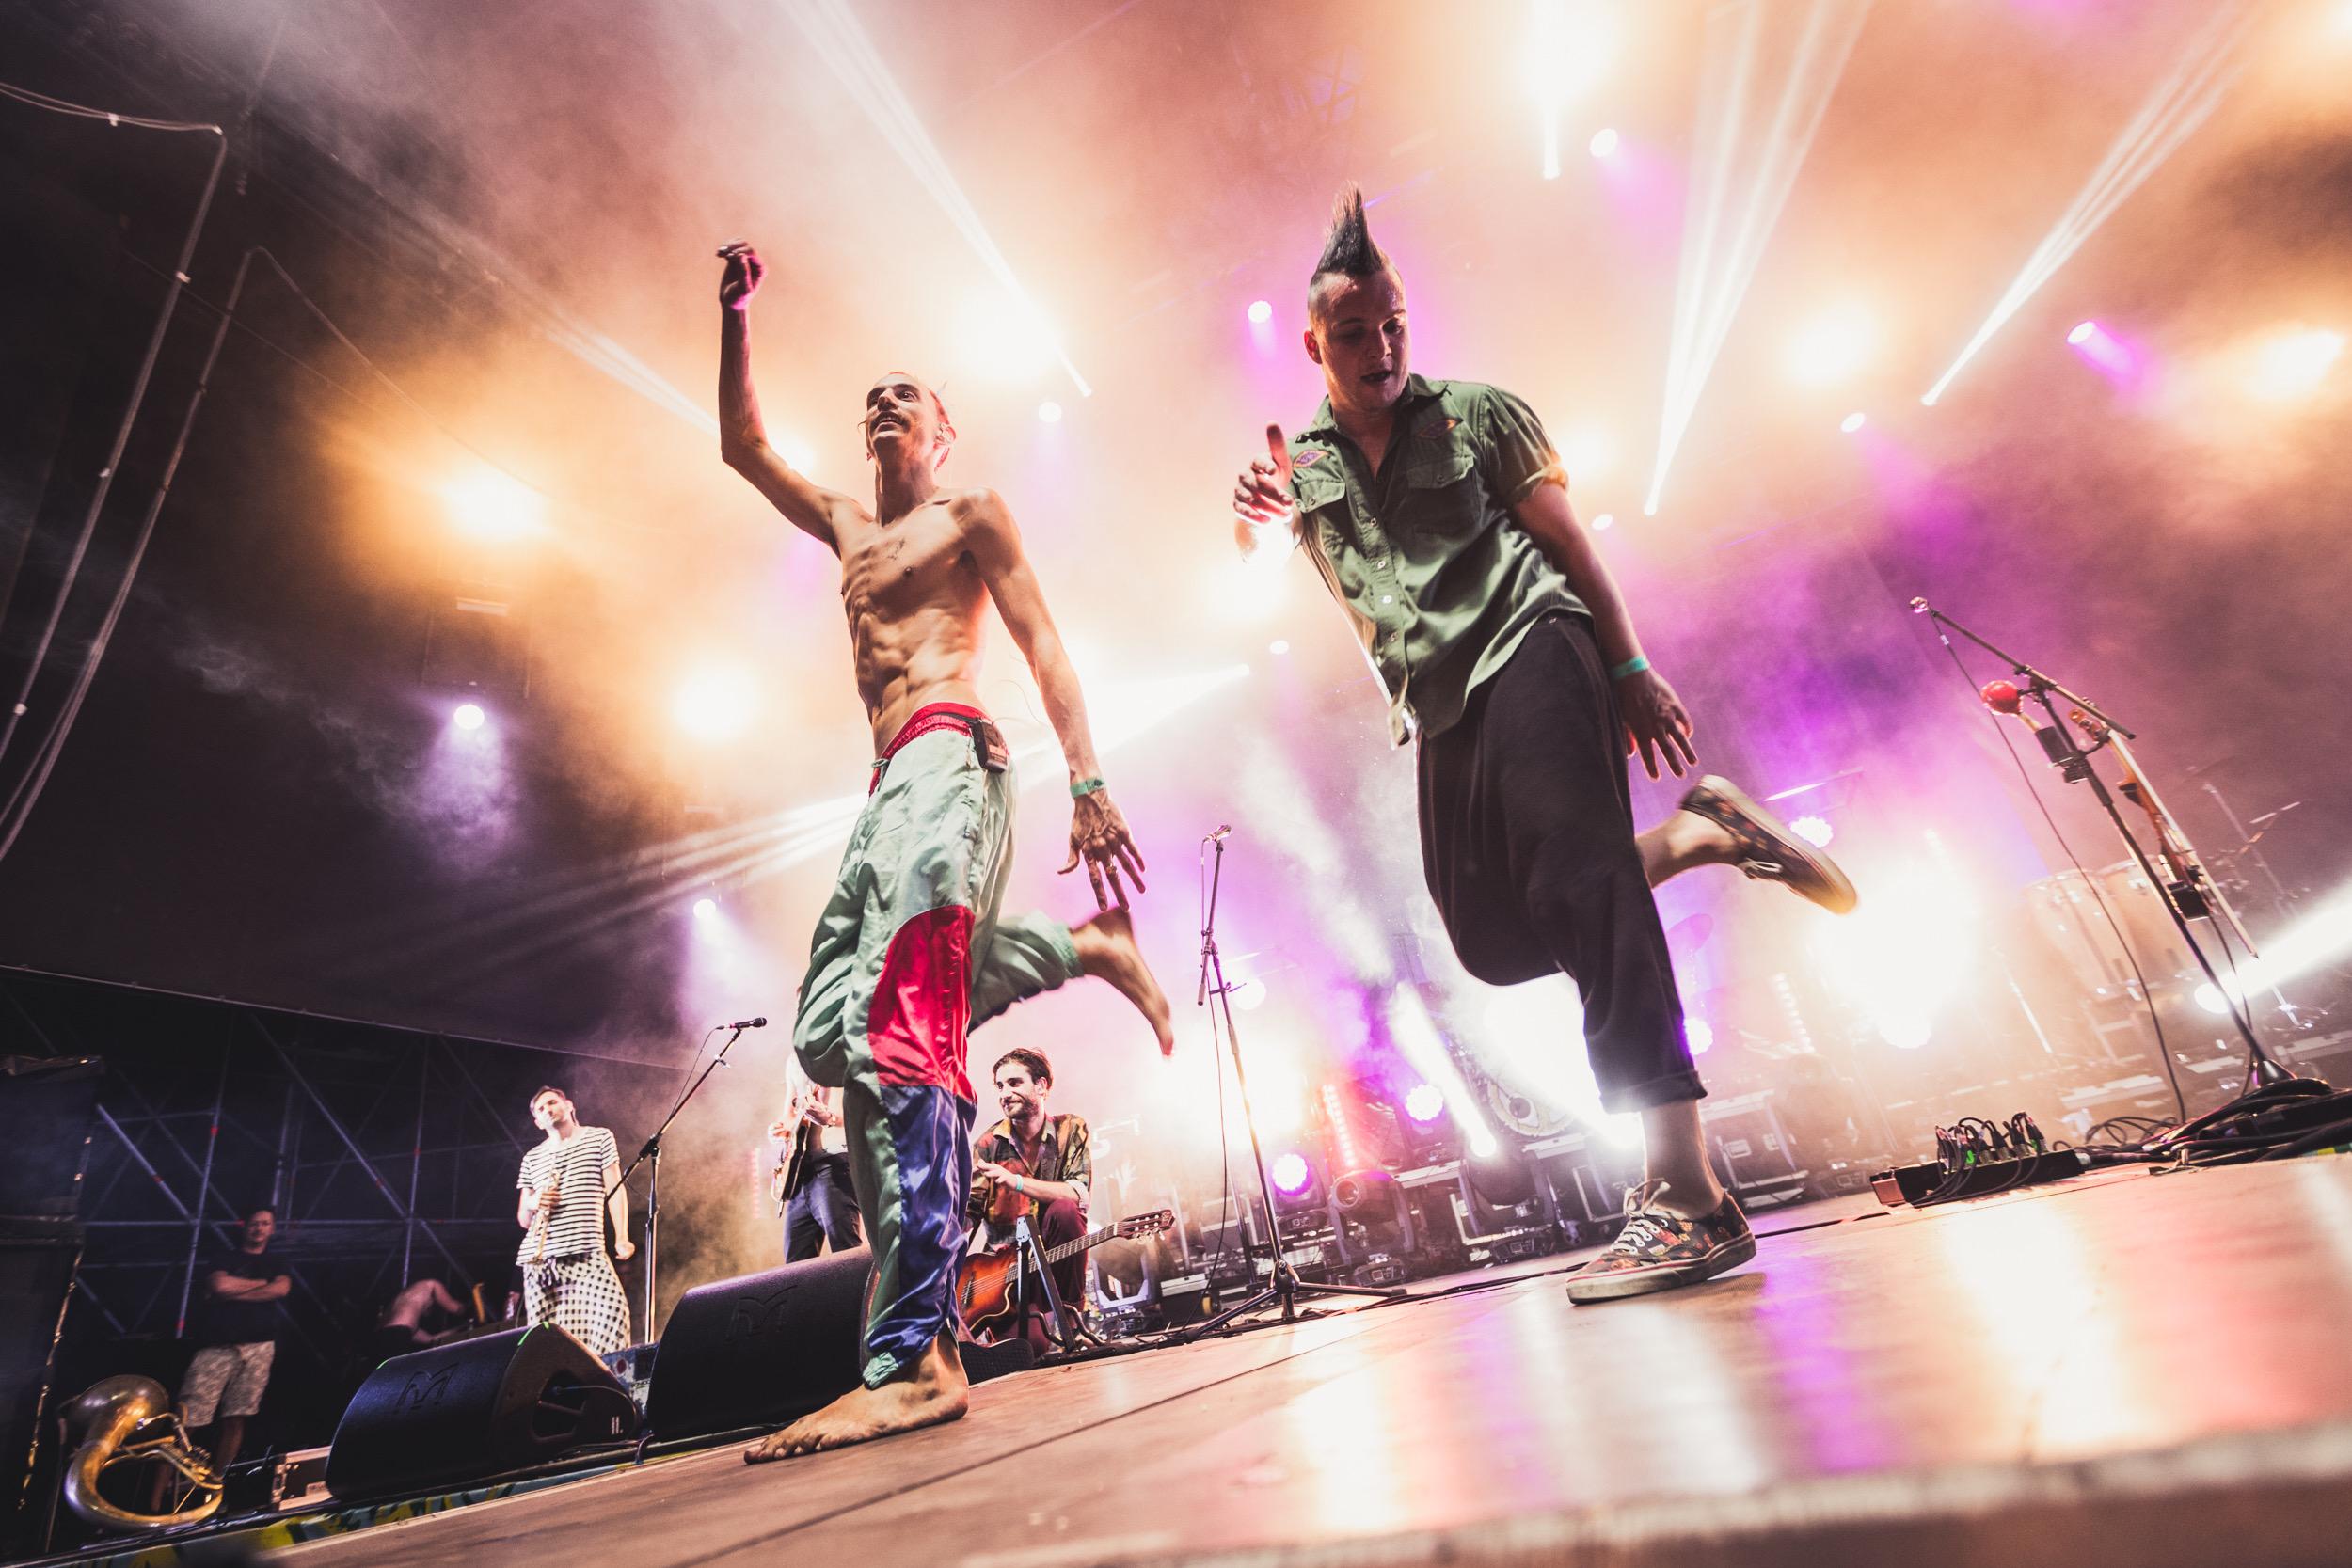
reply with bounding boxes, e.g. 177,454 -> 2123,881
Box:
1061,790 -> 1148,910
1617,667 -> 1699,780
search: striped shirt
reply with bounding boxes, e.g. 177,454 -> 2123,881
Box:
516,1126 -> 618,1263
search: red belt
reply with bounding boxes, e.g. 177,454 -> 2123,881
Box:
870,702 -> 992,793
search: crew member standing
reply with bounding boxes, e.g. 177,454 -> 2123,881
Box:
515,1086 -> 634,1356
178,1205 -> 287,1474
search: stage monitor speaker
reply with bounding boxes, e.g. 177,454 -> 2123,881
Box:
646,1246 -> 869,1440
325,1325 -> 637,1501
0,1057 -> 101,1216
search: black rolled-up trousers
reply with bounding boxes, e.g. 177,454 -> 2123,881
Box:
1415,612 -> 1702,1114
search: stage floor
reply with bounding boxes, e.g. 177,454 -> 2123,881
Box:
274,1157 -> 2352,1568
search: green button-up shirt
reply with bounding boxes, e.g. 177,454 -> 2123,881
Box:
1285,375 -> 1589,746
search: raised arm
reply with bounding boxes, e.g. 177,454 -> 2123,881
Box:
716,241 -> 860,551
1232,422 -> 1299,560
1511,481 -> 1699,781
957,488 -> 1148,909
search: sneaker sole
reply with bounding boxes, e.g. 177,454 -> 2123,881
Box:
1684,775 -> 1858,917
1565,1231 -> 1758,1305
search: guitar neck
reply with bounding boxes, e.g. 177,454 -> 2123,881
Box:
1041,1225 -> 1120,1266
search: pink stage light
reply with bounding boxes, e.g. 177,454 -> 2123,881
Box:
1403,1082 -> 1446,1123
1247,299 -> 1273,325
1791,814 -> 1835,847
453,703 -> 485,731
691,896 -> 719,922
1588,127 -> 1620,159
1270,1151 -> 1313,1196
1840,412 -> 1867,434
1685,1018 -> 1714,1057
2065,320 -> 2144,388
1589,512 -> 1615,531
1037,400 -> 1063,424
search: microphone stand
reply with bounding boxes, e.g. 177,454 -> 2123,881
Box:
612,1020 -> 756,1339
1912,600 -> 2312,1100
1182,829 -> 1401,1343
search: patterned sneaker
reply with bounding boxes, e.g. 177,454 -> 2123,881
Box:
1678,775 -> 1858,916
1565,1180 -> 1757,1304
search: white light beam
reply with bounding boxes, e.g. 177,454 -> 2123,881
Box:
1920,3 -> 2257,406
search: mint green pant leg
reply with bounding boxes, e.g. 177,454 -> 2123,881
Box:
970,912 -> 1083,1027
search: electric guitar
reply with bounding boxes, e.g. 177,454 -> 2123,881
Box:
956,1210 -> 1173,1335
768,1096 -> 831,1216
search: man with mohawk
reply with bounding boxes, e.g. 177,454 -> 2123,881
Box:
1231,190 -> 1856,1304
716,241 -> 1173,1456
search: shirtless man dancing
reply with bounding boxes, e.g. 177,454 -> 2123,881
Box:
717,242 -> 1174,1459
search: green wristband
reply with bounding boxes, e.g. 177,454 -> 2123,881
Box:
1610,655 -> 1651,681
1070,776 -> 1105,799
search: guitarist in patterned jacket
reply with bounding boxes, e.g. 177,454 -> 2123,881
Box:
967,1048 -> 1089,1347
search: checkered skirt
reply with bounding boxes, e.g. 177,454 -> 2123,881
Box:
522,1251 -> 631,1355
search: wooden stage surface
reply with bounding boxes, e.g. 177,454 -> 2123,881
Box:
274,1156 -> 2352,1568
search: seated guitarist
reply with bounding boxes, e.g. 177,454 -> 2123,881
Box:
770,1060 -> 861,1263
967,1047 -> 1089,1345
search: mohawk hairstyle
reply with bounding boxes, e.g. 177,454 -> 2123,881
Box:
1308,183 -> 1392,320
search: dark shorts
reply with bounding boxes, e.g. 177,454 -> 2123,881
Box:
1416,613 -> 1700,1113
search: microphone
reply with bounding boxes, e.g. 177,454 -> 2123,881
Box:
1980,682 -> 2083,775
1206,824 -> 1232,842
724,1016 -> 769,1030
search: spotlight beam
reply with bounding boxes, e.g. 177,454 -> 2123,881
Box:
786,0 -> 1090,397
1386,989 -> 1499,1160
1920,3 -> 2258,406
1645,0 -> 1873,516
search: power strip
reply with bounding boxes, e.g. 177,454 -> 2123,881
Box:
1872,1148 -> 2090,1207
1872,1111 -> 2090,1208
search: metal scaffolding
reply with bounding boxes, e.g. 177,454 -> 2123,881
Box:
0,967 -> 676,1411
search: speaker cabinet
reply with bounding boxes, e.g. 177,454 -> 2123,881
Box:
326,1325 -> 637,1500
646,1247 -> 869,1440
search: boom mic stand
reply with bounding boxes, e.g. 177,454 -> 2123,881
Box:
1912,599 -> 2316,1104
1182,828 -> 1402,1342
612,1017 -> 762,1338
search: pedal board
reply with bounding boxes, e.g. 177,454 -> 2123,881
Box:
1872,1148 -> 2089,1207
1872,1111 -> 2090,1208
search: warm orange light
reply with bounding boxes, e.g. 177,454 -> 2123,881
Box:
441,467 -> 547,545
1786,305 -> 1879,388
2245,326 -> 2343,402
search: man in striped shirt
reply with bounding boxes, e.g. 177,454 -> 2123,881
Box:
516,1086 -> 635,1356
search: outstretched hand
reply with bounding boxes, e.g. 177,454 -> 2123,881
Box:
717,240 -> 765,311
1061,790 -> 1148,910
1618,667 -> 1699,780
1232,422 -> 1295,546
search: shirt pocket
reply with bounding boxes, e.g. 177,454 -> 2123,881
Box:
1403,434 -> 1479,535
1294,467 -> 1348,516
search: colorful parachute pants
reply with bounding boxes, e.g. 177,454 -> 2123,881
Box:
792,703 -> 1082,1386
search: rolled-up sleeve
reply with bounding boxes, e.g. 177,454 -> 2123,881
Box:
1478,387 -> 1568,505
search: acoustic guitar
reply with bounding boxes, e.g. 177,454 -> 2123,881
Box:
957,1210 -> 1173,1335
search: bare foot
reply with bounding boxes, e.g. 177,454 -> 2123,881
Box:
1073,907 -> 1175,1055
742,1332 -> 968,1463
